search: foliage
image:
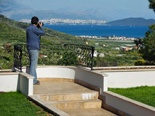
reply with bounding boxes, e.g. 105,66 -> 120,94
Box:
139,24 -> 155,64
136,1 -> 155,64
134,38 -> 143,49
0,92 -> 53,116
93,45 -> 141,67
134,59 -> 146,66
58,51 -> 78,65
0,44 -> 14,69
149,0 -> 155,12
109,86 -> 155,107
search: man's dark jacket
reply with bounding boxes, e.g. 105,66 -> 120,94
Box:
26,24 -> 45,50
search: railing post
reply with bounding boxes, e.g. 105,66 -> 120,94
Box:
20,46 -> 22,72
91,47 -> 95,70
14,45 -> 22,72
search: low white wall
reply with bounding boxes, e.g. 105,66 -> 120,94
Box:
36,66 -> 75,79
104,91 -> 155,116
19,73 -> 34,96
73,68 -> 105,95
0,72 -> 19,92
97,70 -> 155,90
0,72 -> 34,96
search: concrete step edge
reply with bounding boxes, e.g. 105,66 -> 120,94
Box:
34,91 -> 99,96
50,99 -> 102,110
35,92 -> 99,101
49,99 -> 102,104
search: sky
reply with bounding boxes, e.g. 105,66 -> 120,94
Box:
15,0 -> 155,20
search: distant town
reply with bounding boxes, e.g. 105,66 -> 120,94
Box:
77,35 -> 137,41
20,18 -> 107,25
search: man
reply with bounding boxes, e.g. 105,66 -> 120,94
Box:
26,16 -> 45,85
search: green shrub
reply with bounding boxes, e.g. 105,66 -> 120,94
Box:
57,51 -> 78,65
134,59 -> 146,66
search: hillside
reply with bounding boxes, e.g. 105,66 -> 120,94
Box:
107,17 -> 155,26
0,14 -> 84,45
0,14 -> 85,69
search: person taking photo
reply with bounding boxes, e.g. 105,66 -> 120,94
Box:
26,16 -> 45,85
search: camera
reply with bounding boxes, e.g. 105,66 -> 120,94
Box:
37,22 -> 44,28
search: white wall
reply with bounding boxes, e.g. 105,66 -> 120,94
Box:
102,71 -> 155,90
0,72 -> 34,96
36,67 -> 75,79
0,73 -> 19,92
104,91 -> 155,116
19,73 -> 34,96
73,68 -> 105,94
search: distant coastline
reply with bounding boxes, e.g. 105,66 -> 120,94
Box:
21,17 -> 155,26
20,18 -> 107,25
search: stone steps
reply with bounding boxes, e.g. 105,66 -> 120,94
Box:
50,99 -> 102,110
37,88 -> 101,110
33,80 -> 117,116
35,81 -> 102,110
63,108 -> 117,116
38,91 -> 99,101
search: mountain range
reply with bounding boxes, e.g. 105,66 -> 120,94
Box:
0,0 -> 155,26
107,18 -> 155,26
0,0 -> 107,21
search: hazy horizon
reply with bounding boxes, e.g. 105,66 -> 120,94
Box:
15,0 -> 155,20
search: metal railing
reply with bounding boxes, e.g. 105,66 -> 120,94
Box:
13,45 -> 22,72
14,43 -> 95,72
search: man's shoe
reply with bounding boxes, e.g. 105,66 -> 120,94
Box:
33,80 -> 40,85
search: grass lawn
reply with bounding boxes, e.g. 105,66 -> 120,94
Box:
108,86 -> 155,107
0,92 -> 53,116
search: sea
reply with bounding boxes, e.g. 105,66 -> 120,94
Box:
44,25 -> 150,38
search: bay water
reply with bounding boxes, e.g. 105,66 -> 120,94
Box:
44,25 -> 149,38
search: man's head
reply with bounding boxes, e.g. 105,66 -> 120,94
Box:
31,16 -> 39,25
